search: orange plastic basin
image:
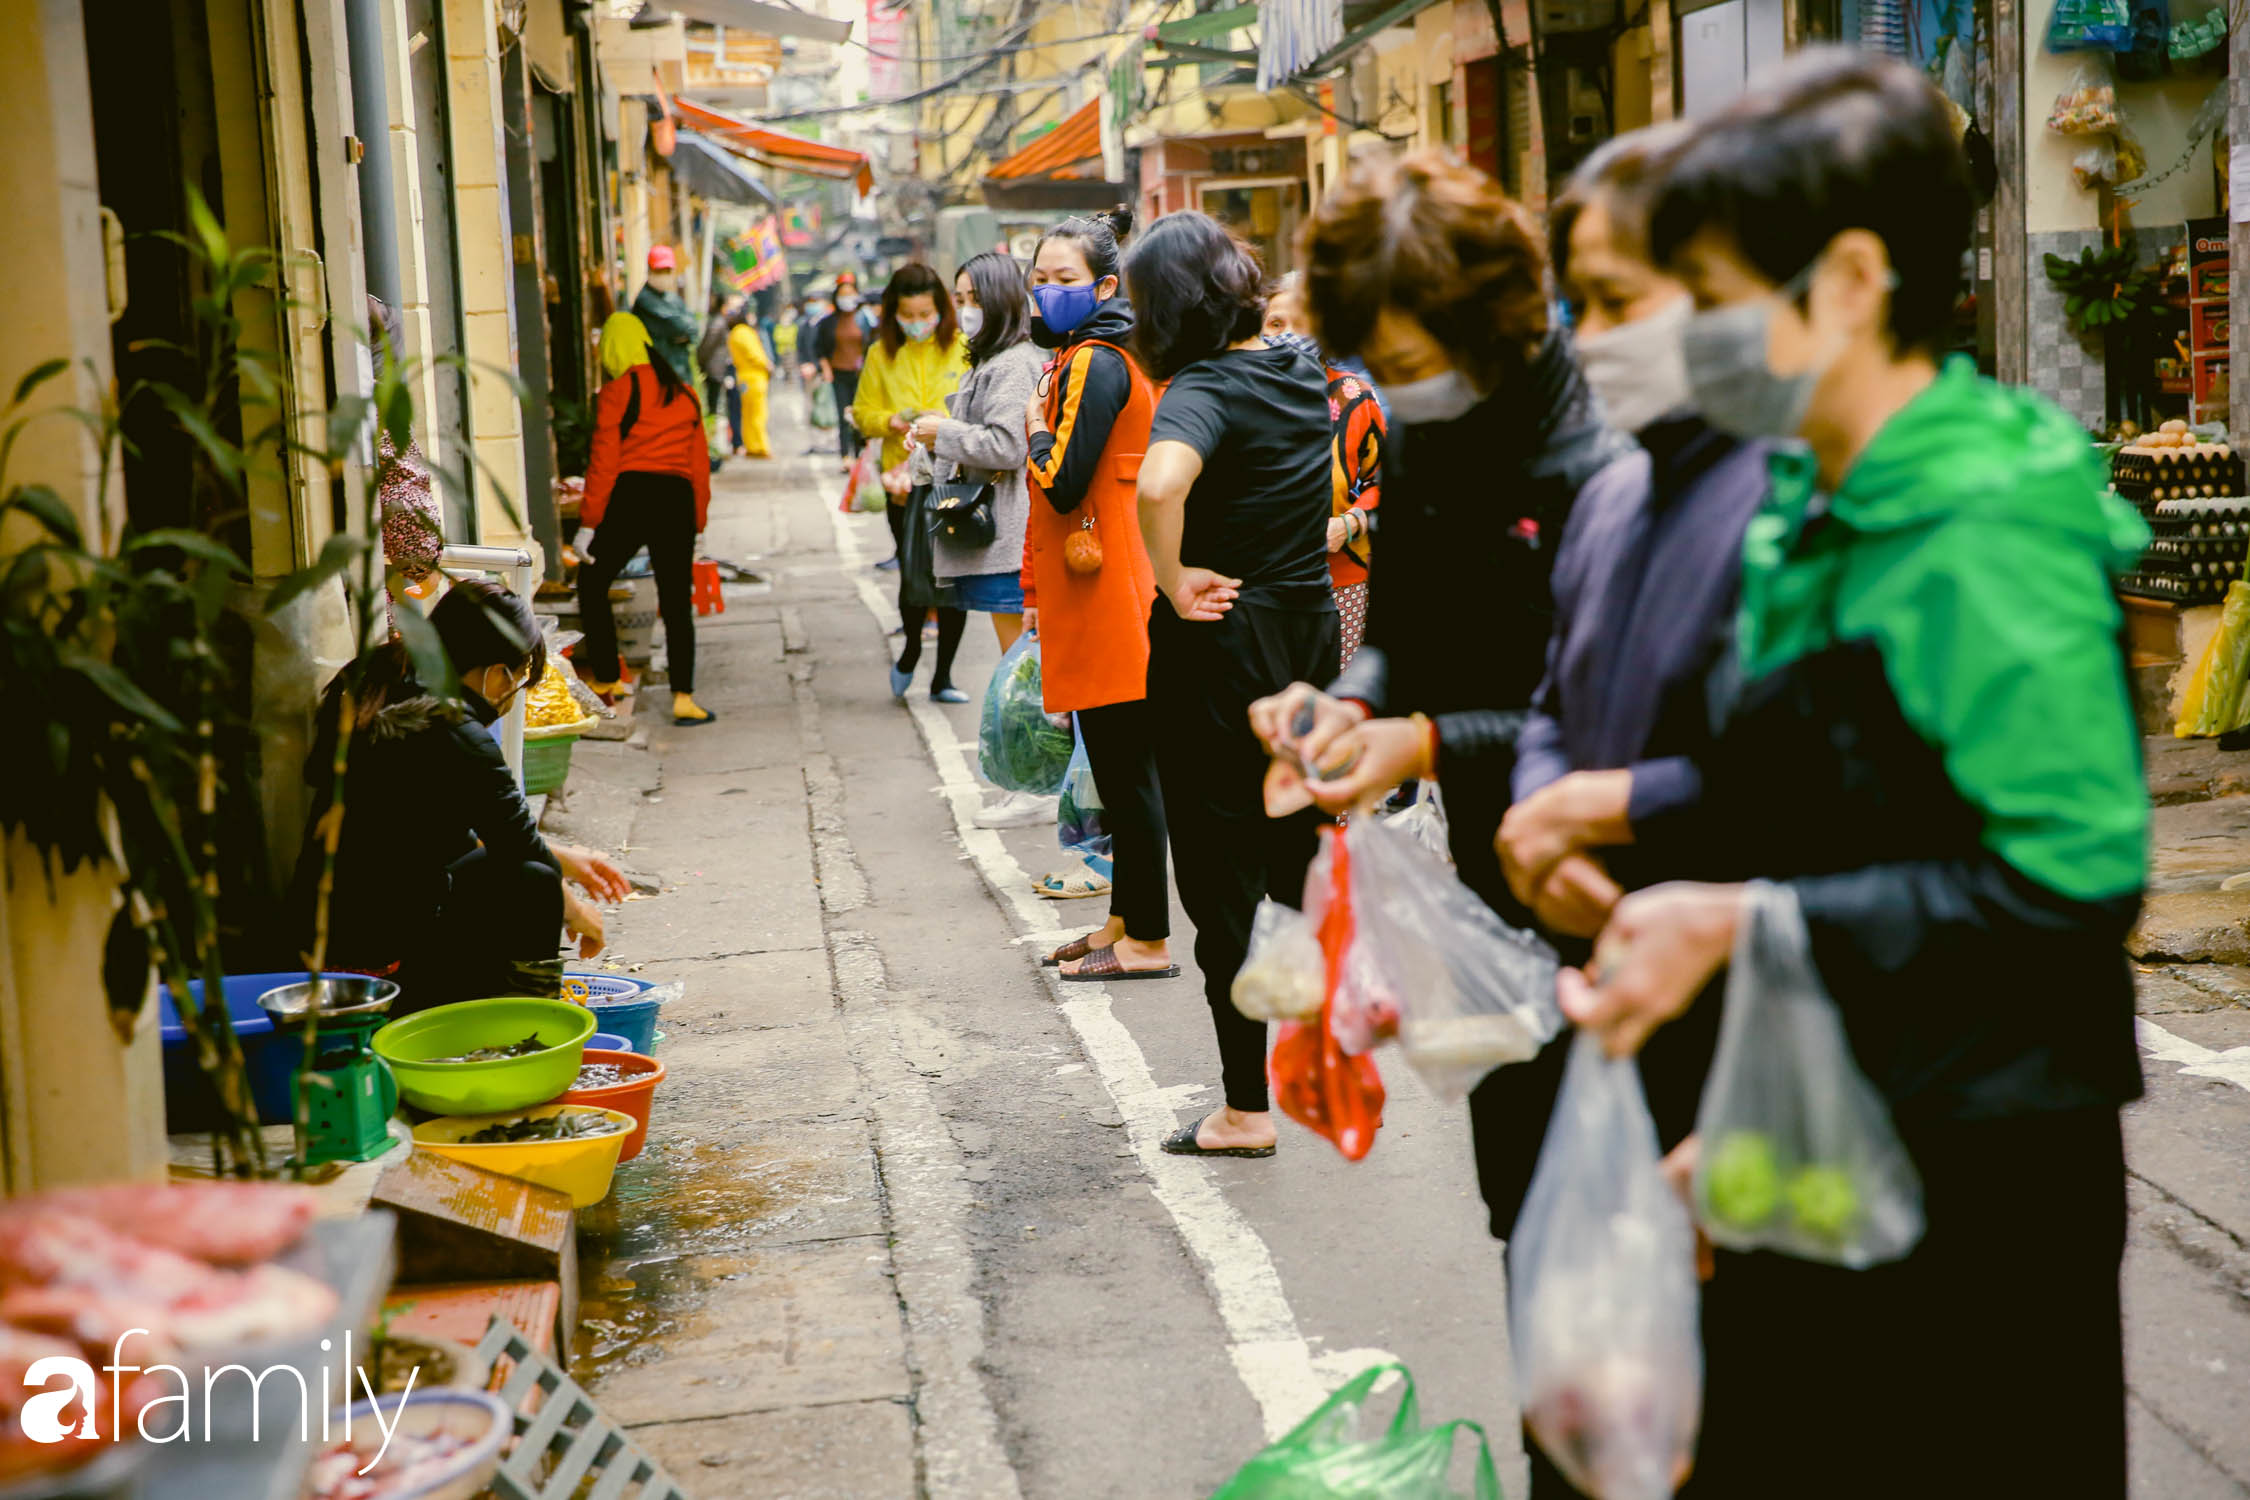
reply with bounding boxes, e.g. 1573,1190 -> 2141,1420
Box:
555,1049 -> 665,1161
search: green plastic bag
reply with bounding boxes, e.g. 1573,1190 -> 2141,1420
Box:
978,634 -> 1074,793
809,380 -> 839,429
1210,1363 -> 1500,1500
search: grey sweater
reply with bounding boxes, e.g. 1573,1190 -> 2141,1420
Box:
929,339 -> 1042,581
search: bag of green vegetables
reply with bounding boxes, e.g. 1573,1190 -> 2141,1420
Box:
978,634 -> 1074,794
1692,881 -> 1925,1269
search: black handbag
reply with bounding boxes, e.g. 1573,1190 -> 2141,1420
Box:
925,474 -> 997,547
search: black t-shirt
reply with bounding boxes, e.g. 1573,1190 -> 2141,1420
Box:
1149,341 -> 1335,606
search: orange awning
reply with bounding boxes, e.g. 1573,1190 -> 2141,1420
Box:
673,98 -> 874,195
985,100 -> 1102,182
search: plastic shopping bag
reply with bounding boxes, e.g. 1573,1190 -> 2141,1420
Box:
839,438 -> 883,514
1231,899 -> 1325,1022
977,634 -> 1074,794
1210,1362 -> 1500,1500
2045,0 -> 2133,50
1270,825 -> 1387,1161
1297,827 -> 1399,1054
809,380 -> 838,430
1346,816 -> 1564,1101
1511,1031 -> 1702,1500
1056,729 -> 1110,859
1691,882 -> 1924,1269
1380,780 -> 1451,862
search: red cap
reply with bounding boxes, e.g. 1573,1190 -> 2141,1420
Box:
647,245 -> 677,272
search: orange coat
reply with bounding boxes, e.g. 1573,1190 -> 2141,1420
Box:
1021,338 -> 1158,715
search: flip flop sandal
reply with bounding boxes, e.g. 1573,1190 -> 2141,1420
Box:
1160,1113 -> 1276,1159
1059,946 -> 1181,983
1034,869 -> 1111,900
1041,932 -> 1101,967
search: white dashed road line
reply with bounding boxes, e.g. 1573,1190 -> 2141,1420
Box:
821,485 -> 1380,1439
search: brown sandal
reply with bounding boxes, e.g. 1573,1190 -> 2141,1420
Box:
1041,932 -> 1100,968
1059,946 -> 1181,983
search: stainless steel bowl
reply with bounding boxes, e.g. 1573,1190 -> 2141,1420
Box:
257,975 -> 400,1023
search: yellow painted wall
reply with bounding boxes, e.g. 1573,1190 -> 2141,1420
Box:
0,0 -> 168,1191
445,0 -> 535,556
2026,46 -> 2219,233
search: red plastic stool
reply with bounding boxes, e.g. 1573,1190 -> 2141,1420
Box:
692,559 -> 726,617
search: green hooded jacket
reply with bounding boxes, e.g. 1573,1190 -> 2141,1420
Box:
1736,357 -> 2150,904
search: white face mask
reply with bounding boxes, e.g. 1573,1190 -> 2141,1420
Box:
1384,369 -> 1481,426
836,294 -> 860,312
1576,296 -> 1694,434
647,271 -> 678,295
957,305 -> 985,339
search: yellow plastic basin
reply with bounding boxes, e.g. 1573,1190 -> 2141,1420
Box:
411,1104 -> 635,1208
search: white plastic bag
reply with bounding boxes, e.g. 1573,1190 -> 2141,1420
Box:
1378,780 -> 1451,862
1511,1032 -> 1702,1500
1231,899 -> 1325,1022
1691,881 -> 1924,1269
1345,816 -> 1563,1100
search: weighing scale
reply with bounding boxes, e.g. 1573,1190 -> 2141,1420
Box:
258,977 -> 401,1166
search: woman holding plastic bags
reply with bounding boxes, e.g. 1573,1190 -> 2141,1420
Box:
855,264 -> 971,702
1130,212 -> 1341,1157
1018,210 -> 1178,980
1555,53 -> 2147,1498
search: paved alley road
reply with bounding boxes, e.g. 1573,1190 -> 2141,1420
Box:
549,401 -> 2250,1500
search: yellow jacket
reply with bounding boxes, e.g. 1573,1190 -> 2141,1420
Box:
854,332 -> 968,471
728,322 -> 772,383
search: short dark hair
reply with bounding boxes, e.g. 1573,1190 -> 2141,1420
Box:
1034,207 -> 1134,285
1549,122 -> 1692,292
876,262 -> 960,358
1298,149 -> 1549,394
1122,212 -> 1265,382
959,251 -> 1031,366
1647,48 -> 1973,355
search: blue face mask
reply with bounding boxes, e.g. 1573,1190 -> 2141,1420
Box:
1031,281 -> 1103,337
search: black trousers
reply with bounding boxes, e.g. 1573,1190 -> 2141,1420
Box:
394,848 -> 563,1016
1075,698 -> 1170,942
1149,597 -> 1339,1113
577,471 -> 698,694
832,368 -> 863,459
1524,1108 -> 2128,1500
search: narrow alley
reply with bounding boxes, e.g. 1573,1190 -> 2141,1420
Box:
545,400 -> 2250,1500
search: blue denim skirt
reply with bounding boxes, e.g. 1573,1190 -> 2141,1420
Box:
948,569 -> 1025,614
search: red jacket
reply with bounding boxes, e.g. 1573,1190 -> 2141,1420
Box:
583,364 -> 711,530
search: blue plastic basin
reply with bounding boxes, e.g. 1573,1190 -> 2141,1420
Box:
157,971 -> 366,1131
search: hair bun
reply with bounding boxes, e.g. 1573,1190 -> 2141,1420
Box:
1101,206 -> 1136,240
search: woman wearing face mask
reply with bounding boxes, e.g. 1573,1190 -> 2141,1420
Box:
291,580 -> 630,1015
815,274 -> 879,473
1475,134 -> 1776,1493
576,310 -> 717,727
907,253 -> 1040,655
1017,211 -> 1178,975
1558,53 -> 2147,1497
854,262 -> 971,701
1251,151 -> 1630,917
1129,212 -> 1342,1157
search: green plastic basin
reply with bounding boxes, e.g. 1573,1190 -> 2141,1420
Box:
372,998 -> 595,1115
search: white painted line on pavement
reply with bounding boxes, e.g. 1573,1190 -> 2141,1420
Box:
822,489 -> 1373,1440
2136,1016 -> 2250,1094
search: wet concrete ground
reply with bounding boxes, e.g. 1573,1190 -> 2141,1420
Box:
540,398 -> 2250,1498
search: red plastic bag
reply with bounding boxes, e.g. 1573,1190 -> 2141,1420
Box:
1270,825 -> 1386,1160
